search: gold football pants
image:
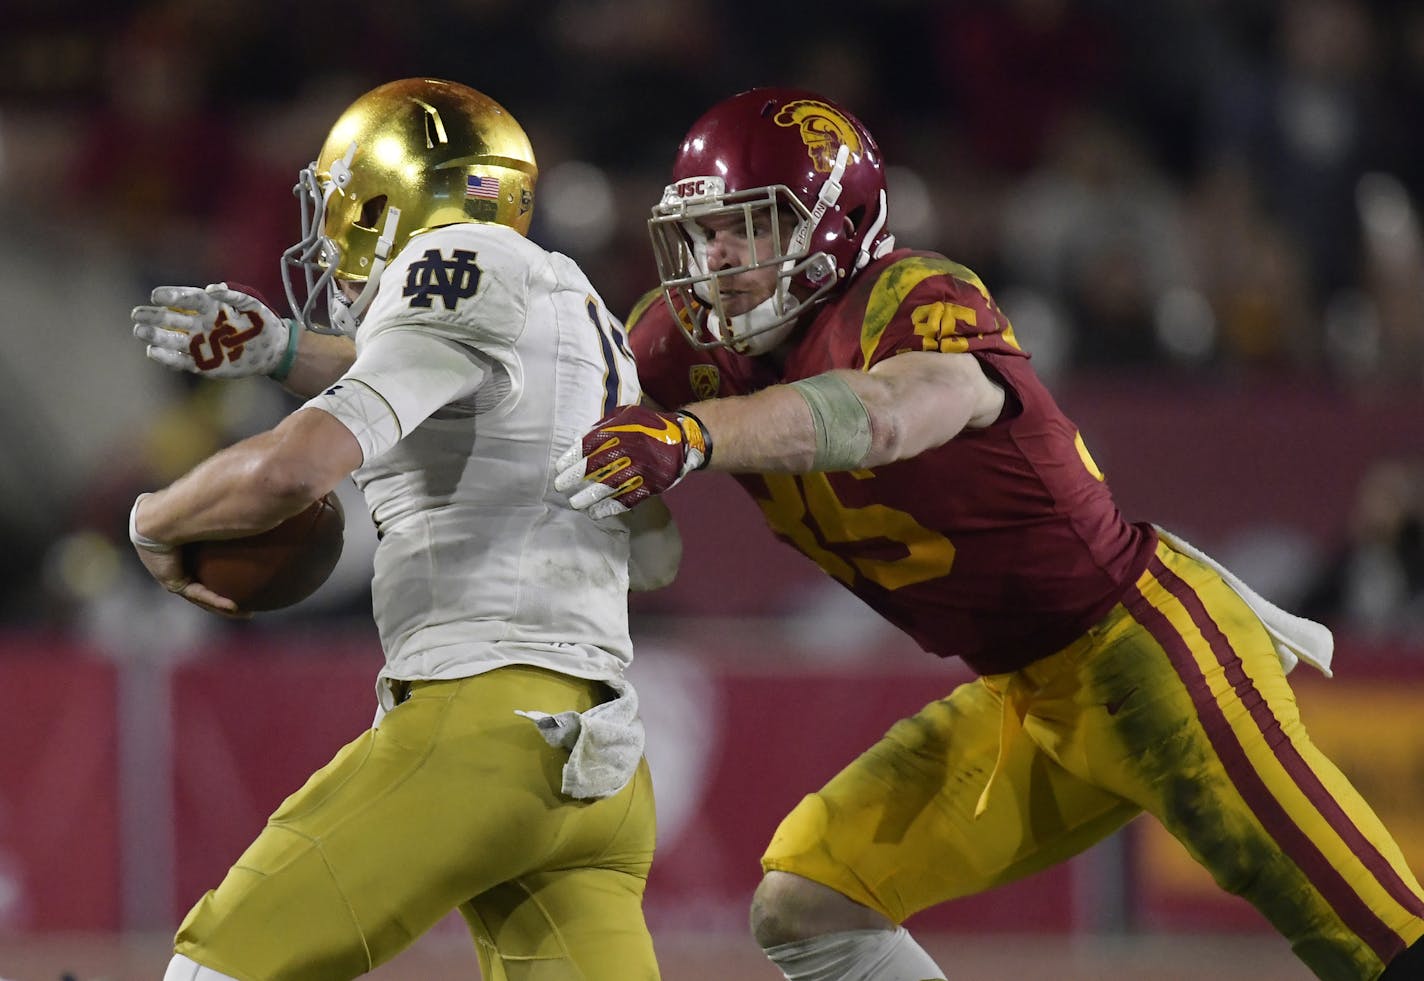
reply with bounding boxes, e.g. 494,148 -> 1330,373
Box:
763,540 -> 1424,980
175,665 -> 659,980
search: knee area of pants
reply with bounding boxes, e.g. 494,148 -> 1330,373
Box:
751,874 -> 829,948
750,876 -> 795,947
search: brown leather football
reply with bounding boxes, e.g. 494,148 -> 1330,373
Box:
182,491 -> 346,612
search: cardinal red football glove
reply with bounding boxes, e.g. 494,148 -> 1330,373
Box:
555,406 -> 712,518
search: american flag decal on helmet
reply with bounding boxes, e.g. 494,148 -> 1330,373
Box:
466,175 -> 501,200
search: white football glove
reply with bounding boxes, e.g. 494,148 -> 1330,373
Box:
132,283 -> 296,379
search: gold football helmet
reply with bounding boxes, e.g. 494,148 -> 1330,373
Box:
282,77 -> 538,333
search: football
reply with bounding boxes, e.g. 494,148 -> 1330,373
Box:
182,491 -> 346,612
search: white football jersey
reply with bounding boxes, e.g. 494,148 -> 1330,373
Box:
325,223 -> 640,693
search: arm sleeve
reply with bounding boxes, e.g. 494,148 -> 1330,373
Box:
301,327 -> 488,463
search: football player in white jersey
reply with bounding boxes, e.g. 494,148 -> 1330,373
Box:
128,78 -> 676,981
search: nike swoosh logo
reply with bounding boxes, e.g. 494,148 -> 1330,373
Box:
605,418 -> 682,444
1105,686 -> 1138,717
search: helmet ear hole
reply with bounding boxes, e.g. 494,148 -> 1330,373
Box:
845,205 -> 865,230
355,194 -> 388,232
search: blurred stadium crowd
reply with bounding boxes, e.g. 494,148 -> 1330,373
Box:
4,0 -> 1424,650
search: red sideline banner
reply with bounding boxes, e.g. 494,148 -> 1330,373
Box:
2,631 -> 1420,938
0,638 -> 119,932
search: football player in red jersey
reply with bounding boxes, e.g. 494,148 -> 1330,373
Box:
555,88 -> 1424,981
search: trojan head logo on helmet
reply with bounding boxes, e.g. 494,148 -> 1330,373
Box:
282,77 -> 538,334
648,87 -> 894,356
774,99 -> 863,173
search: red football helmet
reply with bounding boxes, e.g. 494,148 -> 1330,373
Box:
649,87 -> 895,355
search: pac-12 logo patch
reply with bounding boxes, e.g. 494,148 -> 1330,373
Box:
403,248 -> 483,310
690,363 -> 720,399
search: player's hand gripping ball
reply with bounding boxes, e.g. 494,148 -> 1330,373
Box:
132,282 -> 294,379
182,493 -> 346,612
131,492 -> 346,615
555,406 -> 712,518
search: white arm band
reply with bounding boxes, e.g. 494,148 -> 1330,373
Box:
788,373 -> 873,472
128,493 -> 175,553
302,328 -> 488,462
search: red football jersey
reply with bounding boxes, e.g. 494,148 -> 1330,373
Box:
628,250 -> 1156,675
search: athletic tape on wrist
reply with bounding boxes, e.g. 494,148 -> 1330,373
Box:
788,373 -> 873,471
269,320 -> 301,381
129,494 -> 176,553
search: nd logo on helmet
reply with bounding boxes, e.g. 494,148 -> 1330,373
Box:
773,100 -> 862,173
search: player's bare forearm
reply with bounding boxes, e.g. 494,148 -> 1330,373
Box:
687,353 -> 1002,474
133,408 -> 362,546
279,332 -> 358,397
685,386 -> 819,472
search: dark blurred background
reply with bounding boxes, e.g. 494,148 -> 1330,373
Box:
7,0 -> 1424,649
